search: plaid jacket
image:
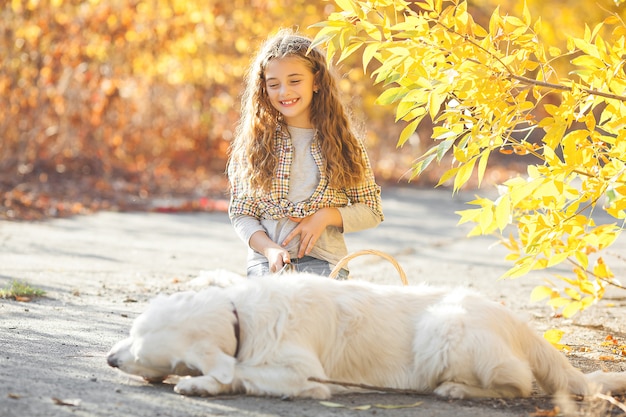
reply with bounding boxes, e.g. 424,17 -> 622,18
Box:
228,128 -> 383,221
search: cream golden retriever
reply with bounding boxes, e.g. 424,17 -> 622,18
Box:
107,273 -> 626,399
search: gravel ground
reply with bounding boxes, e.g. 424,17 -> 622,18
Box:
1,187 -> 625,417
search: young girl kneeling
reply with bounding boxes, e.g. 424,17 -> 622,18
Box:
227,29 -> 384,278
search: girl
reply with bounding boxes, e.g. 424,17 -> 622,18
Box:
227,29 -> 384,278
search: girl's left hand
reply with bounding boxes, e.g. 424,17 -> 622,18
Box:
282,208 -> 342,258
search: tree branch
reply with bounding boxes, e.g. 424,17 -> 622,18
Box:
509,74 -> 626,102
433,20 -> 626,102
308,377 -> 426,395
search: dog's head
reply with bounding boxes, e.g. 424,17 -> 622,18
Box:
107,289 -> 238,384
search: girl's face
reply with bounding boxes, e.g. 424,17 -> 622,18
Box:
264,56 -> 317,129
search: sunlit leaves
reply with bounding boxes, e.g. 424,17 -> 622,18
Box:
2,0 -> 342,220
313,0 -> 626,315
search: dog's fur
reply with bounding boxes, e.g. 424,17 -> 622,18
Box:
107,273 -> 626,399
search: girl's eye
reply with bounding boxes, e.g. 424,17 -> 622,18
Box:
268,84 -> 279,89
290,80 -> 301,84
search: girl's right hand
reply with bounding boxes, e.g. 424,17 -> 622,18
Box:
265,247 -> 291,273
248,230 -> 291,273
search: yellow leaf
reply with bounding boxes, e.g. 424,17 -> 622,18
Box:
436,166 -> 459,187
503,256 -> 535,279
564,287 -> 581,301
362,42 -> 379,72
571,55 -> 605,70
495,194 -> 511,231
319,401 -> 346,408
453,158 -> 476,192
374,402 -> 423,409
478,204 -> 495,233
544,329 -> 564,345
428,90 -> 446,120
547,296 -> 570,308
398,118 -> 421,147
563,301 -> 583,318
522,1 -> 531,26
456,207 -> 482,225
477,149 -> 490,187
544,329 -> 570,351
547,252 -> 569,268
334,0 -> 357,13
574,251 -> 589,270
548,46 -> 561,57
581,296 -> 594,308
376,87 -> 407,106
530,285 -> 554,302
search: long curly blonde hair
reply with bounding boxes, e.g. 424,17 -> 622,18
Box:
228,29 -> 367,194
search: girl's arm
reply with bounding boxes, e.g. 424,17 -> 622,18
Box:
249,230 -> 291,273
231,214 -> 291,273
337,202 -> 382,233
282,207 -> 342,259
340,142 -> 384,233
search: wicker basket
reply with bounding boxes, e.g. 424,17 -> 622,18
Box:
329,249 -> 409,286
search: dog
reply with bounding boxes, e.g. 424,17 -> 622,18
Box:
107,273 -> 626,399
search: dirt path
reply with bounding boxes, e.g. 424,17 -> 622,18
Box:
1,187 -> 625,417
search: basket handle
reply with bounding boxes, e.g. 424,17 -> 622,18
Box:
329,249 -> 409,286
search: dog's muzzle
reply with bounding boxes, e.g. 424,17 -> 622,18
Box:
107,353 -> 120,368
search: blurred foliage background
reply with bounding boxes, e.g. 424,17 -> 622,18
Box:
1,0 -> 624,219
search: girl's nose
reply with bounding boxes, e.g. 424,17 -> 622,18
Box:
278,83 -> 290,95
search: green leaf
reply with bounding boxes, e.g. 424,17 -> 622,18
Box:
410,153 -> 437,179
376,87 -> 407,106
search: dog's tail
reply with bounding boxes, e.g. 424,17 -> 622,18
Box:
526,328 -> 626,396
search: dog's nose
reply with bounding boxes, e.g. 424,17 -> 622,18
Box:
107,354 -> 119,368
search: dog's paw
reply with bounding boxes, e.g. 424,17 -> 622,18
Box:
174,376 -> 221,397
433,382 -> 470,399
300,383 -> 332,400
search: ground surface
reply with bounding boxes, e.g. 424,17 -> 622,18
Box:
1,186 -> 625,417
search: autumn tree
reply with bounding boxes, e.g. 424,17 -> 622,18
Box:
313,0 -> 626,316
0,0 -> 345,218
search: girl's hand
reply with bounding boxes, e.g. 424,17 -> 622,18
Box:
248,230 -> 291,273
282,208 -> 342,258
264,247 -> 291,273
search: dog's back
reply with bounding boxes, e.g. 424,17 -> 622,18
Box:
228,274 -> 626,398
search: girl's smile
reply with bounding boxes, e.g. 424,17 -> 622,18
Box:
265,56 -> 317,128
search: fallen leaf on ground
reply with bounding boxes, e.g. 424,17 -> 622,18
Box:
529,406 -> 560,416
319,400 -> 423,410
319,401 -> 345,408
52,397 -> 81,407
374,401 -> 423,409
320,401 -> 371,410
